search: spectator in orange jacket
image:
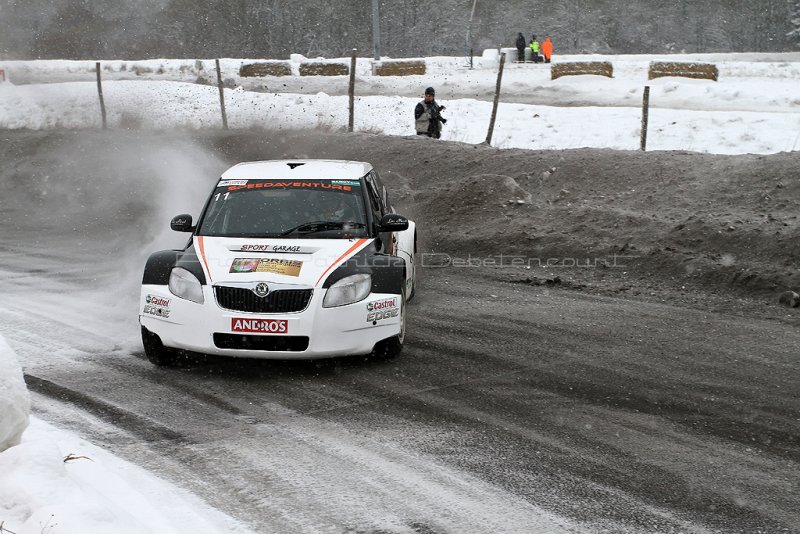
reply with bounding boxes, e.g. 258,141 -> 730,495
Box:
542,37 -> 553,63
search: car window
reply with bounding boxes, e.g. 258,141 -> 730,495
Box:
198,180 -> 368,238
372,171 -> 391,213
365,172 -> 383,216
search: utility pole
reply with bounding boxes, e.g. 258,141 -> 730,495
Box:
465,0 -> 478,68
640,86 -> 650,151
372,0 -> 381,60
348,49 -> 357,132
485,52 -> 505,146
95,62 -> 107,129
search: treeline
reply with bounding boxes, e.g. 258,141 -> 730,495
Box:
0,0 -> 796,60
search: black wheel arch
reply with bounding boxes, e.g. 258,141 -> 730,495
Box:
322,246 -> 406,295
142,246 -> 207,286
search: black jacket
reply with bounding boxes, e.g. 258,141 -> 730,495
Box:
415,100 -> 446,137
516,33 -> 526,49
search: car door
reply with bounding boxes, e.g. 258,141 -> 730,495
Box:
367,170 -> 416,298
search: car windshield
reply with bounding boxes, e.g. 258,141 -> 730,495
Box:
197,179 -> 368,238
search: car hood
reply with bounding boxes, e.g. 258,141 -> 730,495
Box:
193,236 -> 374,287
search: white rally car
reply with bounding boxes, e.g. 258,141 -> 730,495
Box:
139,160 -> 416,366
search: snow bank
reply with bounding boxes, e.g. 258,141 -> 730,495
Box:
2,52 -> 799,154
1,79 -> 798,154
0,417 -> 251,534
0,334 -> 29,452
0,340 -> 247,533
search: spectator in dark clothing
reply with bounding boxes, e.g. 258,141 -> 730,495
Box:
414,87 -> 447,139
515,32 -> 527,62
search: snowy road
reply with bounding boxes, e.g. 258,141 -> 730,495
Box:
1,130 -> 798,533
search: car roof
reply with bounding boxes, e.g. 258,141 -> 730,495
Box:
219,160 -> 373,181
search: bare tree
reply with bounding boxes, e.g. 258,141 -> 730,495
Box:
0,0 -> 797,60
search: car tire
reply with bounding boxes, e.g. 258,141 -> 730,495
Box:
372,288 -> 406,359
407,233 -> 417,302
141,326 -> 183,367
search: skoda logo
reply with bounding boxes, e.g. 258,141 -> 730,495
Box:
254,283 -> 270,298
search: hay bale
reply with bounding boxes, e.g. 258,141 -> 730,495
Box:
374,60 -> 426,77
298,63 -> 350,76
239,62 -> 292,77
551,62 -> 613,80
648,62 -> 718,81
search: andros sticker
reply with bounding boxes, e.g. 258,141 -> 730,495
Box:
231,318 -> 288,334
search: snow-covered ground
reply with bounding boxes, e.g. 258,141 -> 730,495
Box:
0,51 -> 799,533
0,334 -> 251,534
1,52 -> 799,154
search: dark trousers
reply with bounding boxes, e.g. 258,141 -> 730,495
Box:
516,48 -> 525,62
544,56 -> 551,63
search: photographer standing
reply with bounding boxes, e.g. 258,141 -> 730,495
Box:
414,86 -> 447,139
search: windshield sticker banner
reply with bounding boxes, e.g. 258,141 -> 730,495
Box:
230,258 -> 303,276
217,179 -> 248,187
225,181 -> 357,192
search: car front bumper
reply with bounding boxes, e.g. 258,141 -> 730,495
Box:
139,284 -> 403,359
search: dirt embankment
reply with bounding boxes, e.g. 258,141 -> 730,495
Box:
199,131 -> 800,303
4,129 -> 799,309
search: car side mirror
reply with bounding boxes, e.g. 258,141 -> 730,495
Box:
378,213 -> 409,232
170,214 -> 194,232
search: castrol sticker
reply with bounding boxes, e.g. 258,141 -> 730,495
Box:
366,297 -> 398,311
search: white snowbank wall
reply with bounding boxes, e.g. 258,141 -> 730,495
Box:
0,334 -> 30,452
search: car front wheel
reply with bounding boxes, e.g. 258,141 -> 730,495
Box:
141,326 -> 183,367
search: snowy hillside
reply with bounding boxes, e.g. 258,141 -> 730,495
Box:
2,52 -> 799,154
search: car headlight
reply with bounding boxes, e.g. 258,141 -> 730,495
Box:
168,267 -> 204,304
322,273 -> 371,308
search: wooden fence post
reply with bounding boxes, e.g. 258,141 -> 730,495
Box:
640,86 -> 650,151
215,59 -> 228,130
95,62 -> 107,129
485,52 -> 506,145
348,49 -> 357,133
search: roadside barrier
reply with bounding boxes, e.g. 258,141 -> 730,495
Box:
239,62 -> 292,77
373,60 -> 426,76
299,63 -> 350,76
648,62 -> 718,82
551,61 -> 614,80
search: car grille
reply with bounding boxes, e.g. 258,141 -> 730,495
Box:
214,286 -> 312,313
213,333 -> 309,352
